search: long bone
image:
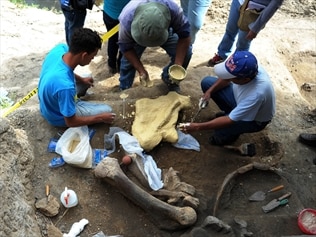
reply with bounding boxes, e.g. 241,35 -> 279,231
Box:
94,157 -> 197,230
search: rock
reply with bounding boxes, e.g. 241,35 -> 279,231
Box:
47,223 -> 63,237
35,195 -> 60,217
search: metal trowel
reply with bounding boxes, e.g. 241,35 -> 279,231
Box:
248,184 -> 284,201
262,192 -> 292,213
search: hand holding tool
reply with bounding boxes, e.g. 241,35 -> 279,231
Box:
191,98 -> 208,122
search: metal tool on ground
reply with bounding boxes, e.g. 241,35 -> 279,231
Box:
262,191 -> 292,213
223,143 -> 256,156
120,93 -> 128,119
248,184 -> 284,201
191,98 -> 208,122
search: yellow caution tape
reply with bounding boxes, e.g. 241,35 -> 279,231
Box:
101,24 -> 119,42
1,87 -> 38,118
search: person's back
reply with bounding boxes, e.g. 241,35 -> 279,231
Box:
38,44 -> 75,126
230,66 -> 275,123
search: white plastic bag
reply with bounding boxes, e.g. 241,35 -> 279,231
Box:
55,126 -> 92,168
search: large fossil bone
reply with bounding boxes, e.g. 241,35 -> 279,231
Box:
94,157 -> 197,230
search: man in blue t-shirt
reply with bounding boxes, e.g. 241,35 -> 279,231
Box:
179,51 -> 276,145
38,28 -> 116,127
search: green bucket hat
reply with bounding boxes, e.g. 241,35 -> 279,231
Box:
131,2 -> 171,47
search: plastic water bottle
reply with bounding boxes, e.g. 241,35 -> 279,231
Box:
47,138 -> 59,153
88,128 -> 96,140
49,157 -> 65,168
60,187 -> 78,208
92,149 -> 108,168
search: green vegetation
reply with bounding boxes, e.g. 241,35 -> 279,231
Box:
9,0 -> 26,4
0,90 -> 14,109
9,0 -> 40,9
8,0 -> 60,12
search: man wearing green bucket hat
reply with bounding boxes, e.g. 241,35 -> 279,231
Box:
118,0 -> 192,93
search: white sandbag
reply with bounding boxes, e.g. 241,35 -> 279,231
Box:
55,126 -> 92,168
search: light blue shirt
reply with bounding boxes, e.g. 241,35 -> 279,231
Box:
229,66 -> 276,122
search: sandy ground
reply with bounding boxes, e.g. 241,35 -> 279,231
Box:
0,0 -> 316,236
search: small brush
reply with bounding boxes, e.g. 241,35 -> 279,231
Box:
224,143 -> 256,156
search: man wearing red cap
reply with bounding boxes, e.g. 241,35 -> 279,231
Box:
180,51 -> 276,145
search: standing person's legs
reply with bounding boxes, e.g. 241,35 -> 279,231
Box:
211,120 -> 270,145
76,100 -> 112,116
68,9 -> 86,44
235,30 -> 252,51
181,0 -> 212,44
103,12 -> 120,74
217,0 -> 241,59
119,45 -> 146,90
61,6 -> 86,45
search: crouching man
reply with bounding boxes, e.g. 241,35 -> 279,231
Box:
180,51 -> 275,145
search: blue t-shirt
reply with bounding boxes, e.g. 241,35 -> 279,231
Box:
38,44 -> 77,127
103,0 -> 130,20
